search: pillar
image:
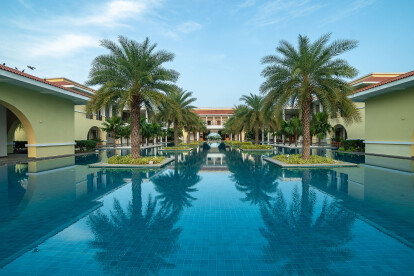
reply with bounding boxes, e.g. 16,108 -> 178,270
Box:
197,132 -> 200,141
0,106 -> 7,157
262,128 -> 264,144
267,132 -> 270,144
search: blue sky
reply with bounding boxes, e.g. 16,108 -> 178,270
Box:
1,0 -> 413,107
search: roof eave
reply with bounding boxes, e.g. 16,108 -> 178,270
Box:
0,70 -> 90,104
350,75 -> 414,102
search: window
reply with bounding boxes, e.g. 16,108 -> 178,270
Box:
86,113 -> 93,119
96,111 -> 102,121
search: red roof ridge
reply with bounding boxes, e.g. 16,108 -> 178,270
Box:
0,65 -> 91,98
353,70 -> 414,95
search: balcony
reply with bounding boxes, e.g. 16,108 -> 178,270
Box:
206,125 -> 224,130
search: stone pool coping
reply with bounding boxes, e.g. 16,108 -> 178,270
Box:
88,157 -> 174,168
158,148 -> 194,152
263,157 -> 358,168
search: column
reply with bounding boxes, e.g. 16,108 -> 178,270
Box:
197,132 -> 200,141
108,104 -> 112,118
267,132 -> 270,144
230,134 -> 233,140
262,128 -> 264,144
220,116 -> 222,126
165,135 -> 168,144
145,109 -> 148,123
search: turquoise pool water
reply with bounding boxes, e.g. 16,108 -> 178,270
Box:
1,144 -> 413,275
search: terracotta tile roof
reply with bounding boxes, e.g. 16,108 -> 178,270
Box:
192,109 -> 234,115
353,70 -> 414,94
362,76 -> 396,83
0,65 -> 91,98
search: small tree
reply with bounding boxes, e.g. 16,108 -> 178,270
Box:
285,117 -> 302,147
101,116 -> 124,147
311,112 -> 333,146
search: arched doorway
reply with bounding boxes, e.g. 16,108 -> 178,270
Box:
0,101 -> 36,158
333,124 -> 347,141
87,126 -> 102,141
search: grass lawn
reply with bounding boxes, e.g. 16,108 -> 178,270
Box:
273,154 -> 337,164
107,155 -> 165,165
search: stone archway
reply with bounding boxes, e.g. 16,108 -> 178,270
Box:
333,124 -> 347,140
87,126 -> 102,141
0,101 -> 36,157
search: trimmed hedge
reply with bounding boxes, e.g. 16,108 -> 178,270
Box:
163,146 -> 190,150
225,141 -> 253,147
241,145 -> 273,150
75,140 -> 97,152
341,139 -> 365,152
108,155 -> 165,165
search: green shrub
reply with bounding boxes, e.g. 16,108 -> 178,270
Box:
163,146 -> 190,150
241,145 -> 273,150
273,154 -> 337,164
107,155 -> 165,165
338,147 -> 345,151
226,141 -> 253,147
76,140 -> 97,152
179,142 -> 201,147
341,139 -> 365,152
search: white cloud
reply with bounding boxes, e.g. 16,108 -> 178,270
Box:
237,0 -> 257,10
71,0 -> 156,27
31,34 -> 99,58
247,0 -> 324,27
322,0 -> 376,24
164,21 -> 202,39
17,0 -> 35,12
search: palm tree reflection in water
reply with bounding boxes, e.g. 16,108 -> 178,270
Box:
87,171 -> 181,275
225,151 -> 280,207
153,149 -> 207,211
259,170 -> 356,274
87,149 -> 206,275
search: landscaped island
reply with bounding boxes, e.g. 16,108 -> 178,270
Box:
107,155 -> 166,165
241,145 -> 273,150
273,154 -> 335,164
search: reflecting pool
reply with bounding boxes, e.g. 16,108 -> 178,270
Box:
1,144 -> 413,275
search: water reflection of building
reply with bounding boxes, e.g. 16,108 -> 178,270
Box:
310,156 -> 414,246
0,156 -> 160,267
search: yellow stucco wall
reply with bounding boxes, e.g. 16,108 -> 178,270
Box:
1,83 -> 76,158
74,105 -> 105,142
329,102 -> 365,140
365,87 -> 414,157
14,127 -> 27,141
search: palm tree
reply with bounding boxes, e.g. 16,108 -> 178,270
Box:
238,93 -> 264,145
285,117 -> 302,147
159,88 -> 197,146
311,112 -> 334,146
101,116 -> 124,147
86,36 -> 179,158
183,112 -> 204,143
223,105 -> 248,141
261,33 -> 360,159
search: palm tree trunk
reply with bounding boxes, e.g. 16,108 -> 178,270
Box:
131,96 -> 141,158
302,99 -> 312,159
187,131 -> 190,144
318,136 -> 321,146
174,120 -> 179,147
295,134 -> 298,147
255,128 -> 259,145
113,130 -> 116,147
